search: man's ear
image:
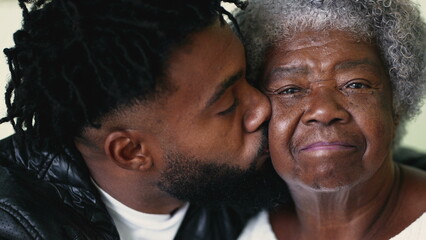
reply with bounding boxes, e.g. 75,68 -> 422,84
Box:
104,130 -> 153,171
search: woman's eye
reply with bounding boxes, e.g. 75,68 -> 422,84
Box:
346,82 -> 370,89
218,99 -> 239,116
278,87 -> 301,95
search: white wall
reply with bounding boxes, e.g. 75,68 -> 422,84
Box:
0,0 -> 425,152
0,0 -> 21,138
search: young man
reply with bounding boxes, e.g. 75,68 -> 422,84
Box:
0,0 -> 281,239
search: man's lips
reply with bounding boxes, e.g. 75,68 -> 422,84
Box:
300,142 -> 356,152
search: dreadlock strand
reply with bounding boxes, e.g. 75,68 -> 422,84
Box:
2,49 -> 22,129
99,16 -> 161,31
219,6 -> 243,36
60,0 -> 113,112
18,0 -> 29,18
224,0 -> 248,10
59,0 -> 82,36
61,66 -> 99,128
81,43 -> 115,96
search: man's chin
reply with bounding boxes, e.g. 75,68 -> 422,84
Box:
158,154 -> 290,211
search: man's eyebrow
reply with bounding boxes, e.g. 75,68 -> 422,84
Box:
335,58 -> 380,71
205,70 -> 243,109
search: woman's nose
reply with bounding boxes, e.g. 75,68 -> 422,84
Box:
301,88 -> 350,126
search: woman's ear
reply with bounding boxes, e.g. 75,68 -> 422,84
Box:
104,130 -> 153,171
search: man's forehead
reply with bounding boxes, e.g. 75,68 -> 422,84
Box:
161,21 -> 244,103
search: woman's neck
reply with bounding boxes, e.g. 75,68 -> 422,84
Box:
272,161 -> 403,240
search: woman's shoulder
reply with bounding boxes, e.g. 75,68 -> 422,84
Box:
400,164 -> 426,203
392,164 -> 426,228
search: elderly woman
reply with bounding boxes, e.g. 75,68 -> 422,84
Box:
237,0 -> 426,239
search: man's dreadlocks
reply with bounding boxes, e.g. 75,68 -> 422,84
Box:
1,0 -> 247,154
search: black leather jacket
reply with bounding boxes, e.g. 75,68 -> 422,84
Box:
0,135 -> 249,240
0,133 -> 425,240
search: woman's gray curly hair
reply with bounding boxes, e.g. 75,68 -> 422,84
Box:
237,0 -> 426,143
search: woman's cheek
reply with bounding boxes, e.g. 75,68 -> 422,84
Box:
268,97 -> 302,175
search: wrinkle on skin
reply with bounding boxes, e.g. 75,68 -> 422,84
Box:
265,30 -> 406,239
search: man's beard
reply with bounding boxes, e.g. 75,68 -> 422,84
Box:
157,143 -> 290,211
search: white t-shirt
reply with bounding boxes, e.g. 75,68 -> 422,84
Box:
390,212 -> 426,240
95,184 -> 189,240
238,210 -> 276,240
238,210 -> 426,240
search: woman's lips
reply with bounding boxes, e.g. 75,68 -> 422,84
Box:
300,142 -> 356,152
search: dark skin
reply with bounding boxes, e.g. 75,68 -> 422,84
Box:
75,21 -> 271,214
263,30 -> 426,240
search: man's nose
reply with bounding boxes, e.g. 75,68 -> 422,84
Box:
301,88 -> 350,126
243,85 -> 271,133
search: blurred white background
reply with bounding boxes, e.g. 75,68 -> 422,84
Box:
0,0 -> 425,152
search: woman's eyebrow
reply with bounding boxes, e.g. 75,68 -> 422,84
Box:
265,66 -> 309,83
334,58 -> 380,71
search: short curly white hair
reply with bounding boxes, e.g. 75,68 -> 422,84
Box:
237,0 -> 426,144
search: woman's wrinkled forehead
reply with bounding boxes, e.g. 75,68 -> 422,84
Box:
238,0 -> 376,81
